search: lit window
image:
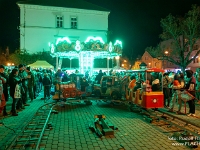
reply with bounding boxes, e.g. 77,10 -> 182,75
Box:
56,16 -> 63,28
71,17 -> 77,29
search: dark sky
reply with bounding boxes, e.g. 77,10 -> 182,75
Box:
85,0 -> 200,58
1,0 -> 200,58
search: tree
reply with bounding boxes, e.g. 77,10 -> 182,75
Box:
0,54 -> 7,65
147,5 -> 200,73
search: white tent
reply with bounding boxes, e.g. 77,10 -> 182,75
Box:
28,60 -> 54,69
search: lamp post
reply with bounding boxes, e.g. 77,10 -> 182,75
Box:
148,62 -> 151,68
164,51 -> 168,69
162,50 -> 169,69
115,56 -> 120,68
107,57 -> 110,74
70,58 -> 72,70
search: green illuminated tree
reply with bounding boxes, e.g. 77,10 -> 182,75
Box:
147,5 -> 200,72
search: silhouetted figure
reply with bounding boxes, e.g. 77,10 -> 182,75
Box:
95,70 -> 104,84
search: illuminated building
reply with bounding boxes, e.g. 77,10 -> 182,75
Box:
50,36 -> 122,74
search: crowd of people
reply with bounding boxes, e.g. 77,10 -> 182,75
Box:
126,69 -> 199,117
0,64 -> 199,118
0,64 -> 54,116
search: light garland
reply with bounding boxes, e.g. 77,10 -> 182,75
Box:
84,36 -> 105,44
56,37 -> 71,45
114,40 -> 122,48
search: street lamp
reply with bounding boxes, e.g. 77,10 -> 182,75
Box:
164,51 -> 169,69
70,58 -> 72,70
148,62 -> 151,68
107,57 -> 110,74
115,56 -> 120,68
162,50 -> 169,69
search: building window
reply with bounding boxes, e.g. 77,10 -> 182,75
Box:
71,17 -> 77,29
193,57 -> 199,63
56,16 -> 63,28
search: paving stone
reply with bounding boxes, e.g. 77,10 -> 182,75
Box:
87,144 -> 94,148
51,145 -> 58,149
1,100 -> 194,150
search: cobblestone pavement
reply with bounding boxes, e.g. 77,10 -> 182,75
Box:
39,101 -> 189,150
160,102 -> 200,128
1,96 -> 200,150
0,93 -> 46,149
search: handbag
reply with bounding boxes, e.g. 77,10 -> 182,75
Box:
14,84 -> 21,98
180,90 -> 195,102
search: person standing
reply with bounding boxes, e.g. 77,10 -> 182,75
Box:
95,70 -> 104,84
0,65 -> 9,116
18,64 -> 29,106
26,67 -> 35,102
9,68 -> 21,116
42,73 -> 51,100
185,70 -> 196,116
195,68 -> 200,101
163,72 -> 171,108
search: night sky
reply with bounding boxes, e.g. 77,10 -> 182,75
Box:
1,0 -> 200,59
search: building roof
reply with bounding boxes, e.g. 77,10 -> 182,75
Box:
17,0 -> 110,12
145,50 -> 157,58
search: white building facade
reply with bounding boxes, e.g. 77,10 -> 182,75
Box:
17,0 -> 110,54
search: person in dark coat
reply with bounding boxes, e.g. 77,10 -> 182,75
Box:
185,70 -> 196,116
0,65 -> 9,116
9,68 -> 21,116
95,70 -> 104,84
18,64 -> 29,106
26,67 -> 35,102
42,73 -> 51,99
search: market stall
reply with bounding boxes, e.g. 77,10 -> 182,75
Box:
28,60 -> 54,69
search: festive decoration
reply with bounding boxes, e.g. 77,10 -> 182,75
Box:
49,36 -> 123,74
56,37 -> 71,45
84,36 -> 105,44
75,40 -> 81,51
108,42 -> 113,52
50,43 -> 55,53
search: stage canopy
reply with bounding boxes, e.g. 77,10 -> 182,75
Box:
28,60 -> 54,69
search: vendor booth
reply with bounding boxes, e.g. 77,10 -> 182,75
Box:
28,60 -> 54,69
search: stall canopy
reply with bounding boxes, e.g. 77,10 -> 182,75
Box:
28,60 -> 54,69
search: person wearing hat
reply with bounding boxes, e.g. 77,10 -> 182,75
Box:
0,65 -> 8,116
